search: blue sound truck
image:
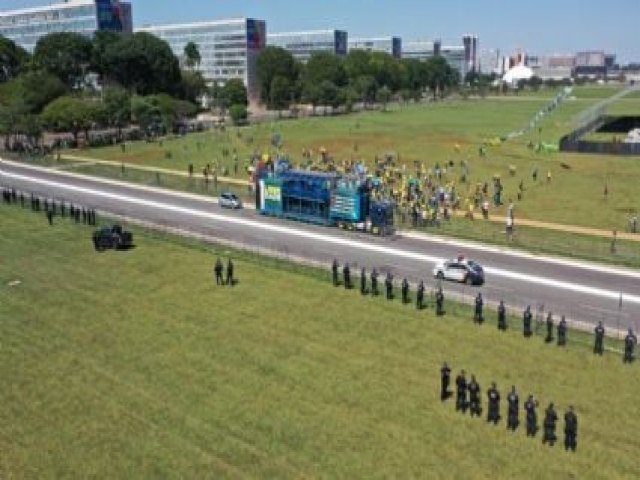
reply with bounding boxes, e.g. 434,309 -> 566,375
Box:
255,164 -> 394,236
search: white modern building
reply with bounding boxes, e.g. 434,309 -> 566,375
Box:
403,40 -> 467,77
268,30 -> 348,62
349,36 -> 402,58
0,0 -> 132,52
137,18 -> 267,102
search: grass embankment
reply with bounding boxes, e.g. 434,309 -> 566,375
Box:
1,203 -> 639,478
72,86 -> 640,232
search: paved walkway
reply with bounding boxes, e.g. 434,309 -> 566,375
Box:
62,153 -> 640,243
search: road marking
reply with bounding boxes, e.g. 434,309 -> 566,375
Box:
401,230 -> 640,279
3,168 -> 640,306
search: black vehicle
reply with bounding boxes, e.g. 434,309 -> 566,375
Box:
92,224 -> 133,251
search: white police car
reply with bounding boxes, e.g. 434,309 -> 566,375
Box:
433,256 -> 485,285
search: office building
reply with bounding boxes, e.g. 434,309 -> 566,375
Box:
349,36 -> 402,58
403,40 -> 466,78
0,0 -> 132,52
462,34 -> 479,74
268,30 -> 348,62
137,18 -> 267,102
574,51 -> 615,77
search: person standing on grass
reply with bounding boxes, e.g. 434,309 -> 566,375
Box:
401,278 -> 409,304
455,370 -> 468,413
343,263 -> 351,290
623,328 -> 637,363
370,268 -> 379,296
497,300 -> 507,331
214,259 -> 224,285
545,313 -> 554,343
441,362 -> 451,401
226,259 -> 234,286
468,375 -> 481,417
436,287 -> 445,316
385,272 -> 394,300
487,382 -> 501,425
594,321 -> 605,355
332,259 -> 339,286
542,403 -> 558,446
416,281 -> 425,310
474,293 -> 484,324
525,395 -> 538,437
360,267 -> 367,295
564,406 -> 578,452
523,306 -> 533,338
557,316 -> 568,346
507,386 -> 519,432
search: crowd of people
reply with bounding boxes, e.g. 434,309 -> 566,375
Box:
441,363 -> 579,451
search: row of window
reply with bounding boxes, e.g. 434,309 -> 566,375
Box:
150,33 -> 247,43
0,5 -> 95,27
0,18 -> 95,36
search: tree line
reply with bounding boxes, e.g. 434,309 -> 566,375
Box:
256,47 -> 461,111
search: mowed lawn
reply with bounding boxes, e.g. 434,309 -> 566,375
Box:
78,85 -> 640,230
1,204 -> 639,479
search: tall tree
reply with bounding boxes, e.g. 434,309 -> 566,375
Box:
183,42 -> 201,69
269,75 -> 292,111
256,46 -> 298,106
305,52 -> 347,87
33,32 -> 94,88
344,49 -> 373,83
221,79 -> 248,107
180,70 -> 207,103
41,96 -> 96,143
102,32 -> 182,95
103,86 -> 131,137
0,35 -> 30,83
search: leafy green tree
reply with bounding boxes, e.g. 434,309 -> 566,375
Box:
131,96 -> 162,133
424,56 -> 458,99
369,52 -> 402,92
0,71 -> 66,114
356,75 -> 377,106
221,79 -> 248,107
102,32 -> 181,95
256,46 -> 298,105
376,85 -> 392,111
91,30 -> 121,76
401,58 -> 426,91
103,86 -> 131,137
229,104 -> 248,125
41,96 -> 95,142
529,75 -> 543,91
33,32 -> 94,88
183,41 -> 201,69
269,75 -> 292,111
180,70 -> 207,103
305,52 -> 347,87
317,80 -> 340,108
344,49 -> 373,83
0,35 -> 30,82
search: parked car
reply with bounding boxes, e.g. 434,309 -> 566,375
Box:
219,192 -> 243,209
92,224 -> 133,251
433,256 -> 485,285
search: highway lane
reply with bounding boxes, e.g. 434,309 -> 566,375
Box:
2,159 -> 639,330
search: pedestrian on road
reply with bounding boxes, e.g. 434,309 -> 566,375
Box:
214,259 -> 224,285
226,259 -> 234,286
594,321 -> 605,355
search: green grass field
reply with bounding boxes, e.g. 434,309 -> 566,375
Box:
73,85 -> 640,232
1,203 -> 639,478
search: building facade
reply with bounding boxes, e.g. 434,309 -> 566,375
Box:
403,40 -> 466,77
268,30 -> 348,62
0,0 -> 132,52
137,18 -> 267,102
348,36 -> 402,58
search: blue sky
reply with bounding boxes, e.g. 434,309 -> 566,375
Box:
4,0 -> 639,62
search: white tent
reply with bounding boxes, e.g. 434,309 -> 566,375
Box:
503,65 -> 534,85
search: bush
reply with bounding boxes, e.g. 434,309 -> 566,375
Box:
229,104 -> 248,126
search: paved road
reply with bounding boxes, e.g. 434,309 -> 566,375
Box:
2,159 -> 639,331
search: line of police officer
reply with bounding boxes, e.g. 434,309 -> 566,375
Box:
2,187 -> 97,226
332,259 -> 445,316
441,362 -> 578,451
474,293 -> 637,363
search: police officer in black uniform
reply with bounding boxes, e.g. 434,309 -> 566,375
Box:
507,386 -> 519,431
360,267 -> 367,295
46,208 -> 53,226
371,268 -> 379,296
416,281 -> 425,310
226,259 -> 234,286
542,402 -> 558,446
343,263 -> 351,289
523,305 -> 533,338
214,258 -> 224,285
332,259 -> 339,286
401,278 -> 409,304
474,293 -> 484,324
564,406 -> 578,452
545,312 -> 554,343
385,272 -> 394,300
525,394 -> 538,437
436,287 -> 445,316
497,300 -> 507,331
487,382 -> 501,425
557,316 -> 568,346
441,362 -> 451,401
624,328 -> 637,363
594,321 -> 605,355
455,370 -> 468,412
468,375 -> 481,417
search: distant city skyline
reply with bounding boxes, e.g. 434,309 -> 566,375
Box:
2,0 -> 639,62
